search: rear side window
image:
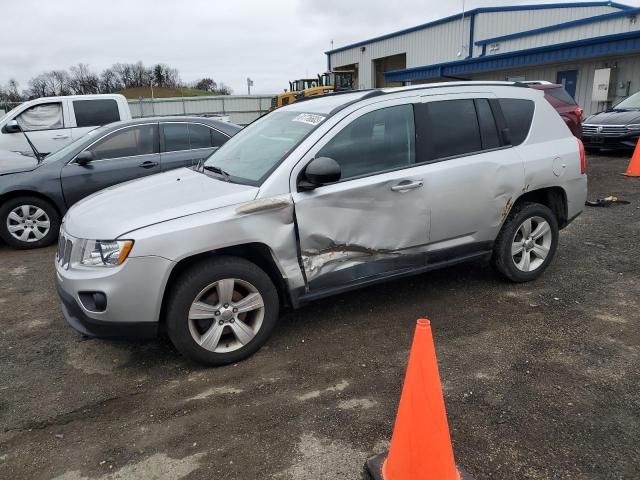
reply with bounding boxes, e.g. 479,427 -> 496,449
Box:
498,99 -> 534,146
317,104 -> 415,180
88,124 -> 158,160
163,124 -> 190,152
73,99 -> 120,128
16,103 -> 64,131
415,99 -> 481,161
544,87 -> 576,105
210,129 -> 228,147
189,124 -> 228,149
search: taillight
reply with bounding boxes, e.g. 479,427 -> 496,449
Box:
575,107 -> 584,122
577,138 -> 586,174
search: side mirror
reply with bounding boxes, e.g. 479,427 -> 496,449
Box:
298,156 -> 341,191
3,120 -> 22,134
75,151 -> 95,166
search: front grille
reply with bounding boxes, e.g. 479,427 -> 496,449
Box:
57,232 -> 74,268
582,124 -> 627,137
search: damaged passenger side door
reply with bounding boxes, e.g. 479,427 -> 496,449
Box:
291,101 -> 431,292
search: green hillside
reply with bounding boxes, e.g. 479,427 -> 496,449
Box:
118,86 -> 215,99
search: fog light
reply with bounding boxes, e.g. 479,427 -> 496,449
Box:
79,292 -> 107,312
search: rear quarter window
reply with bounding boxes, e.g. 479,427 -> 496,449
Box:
544,87 -> 577,105
73,99 -> 120,128
498,99 -> 535,146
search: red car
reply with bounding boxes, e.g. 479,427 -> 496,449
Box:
526,82 -> 583,139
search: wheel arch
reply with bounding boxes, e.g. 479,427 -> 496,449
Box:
0,189 -> 63,217
159,243 -> 292,327
512,186 -> 568,229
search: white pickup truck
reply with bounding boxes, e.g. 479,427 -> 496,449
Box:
0,94 -> 132,155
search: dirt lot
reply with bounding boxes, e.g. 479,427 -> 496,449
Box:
1,154 -> 639,480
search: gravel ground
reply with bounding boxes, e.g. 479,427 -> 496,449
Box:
0,153 -> 639,480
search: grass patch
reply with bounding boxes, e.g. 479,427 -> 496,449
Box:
118,86 -> 216,99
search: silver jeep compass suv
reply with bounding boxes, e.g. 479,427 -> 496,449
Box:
56,82 -> 587,365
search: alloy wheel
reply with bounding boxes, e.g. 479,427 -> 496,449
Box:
511,216 -> 553,272
187,278 -> 265,353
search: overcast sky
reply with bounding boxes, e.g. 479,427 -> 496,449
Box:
2,0 -> 640,94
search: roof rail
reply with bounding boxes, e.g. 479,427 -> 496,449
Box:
329,90 -> 387,115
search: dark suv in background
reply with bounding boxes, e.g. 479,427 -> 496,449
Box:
527,82 -> 583,139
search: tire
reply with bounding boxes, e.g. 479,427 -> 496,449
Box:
492,202 -> 559,283
0,196 -> 61,249
166,256 -> 279,366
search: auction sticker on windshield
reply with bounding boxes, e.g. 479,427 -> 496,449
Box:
292,113 -> 325,126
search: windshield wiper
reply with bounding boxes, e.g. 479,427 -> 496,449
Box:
203,165 -> 231,182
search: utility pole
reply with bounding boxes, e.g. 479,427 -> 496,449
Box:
247,77 -> 254,95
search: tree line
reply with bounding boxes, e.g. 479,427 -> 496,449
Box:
0,61 -> 232,103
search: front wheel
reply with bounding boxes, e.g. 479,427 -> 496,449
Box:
166,256 -> 279,366
493,202 -> 559,282
0,196 -> 60,249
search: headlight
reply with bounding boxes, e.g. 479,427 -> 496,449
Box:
79,239 -> 134,267
626,124 -> 640,131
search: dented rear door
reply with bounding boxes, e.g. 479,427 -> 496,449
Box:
414,93 -> 525,251
291,100 -> 431,291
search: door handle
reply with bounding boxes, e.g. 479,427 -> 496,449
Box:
139,161 -> 159,169
53,134 -> 69,140
391,180 -> 423,192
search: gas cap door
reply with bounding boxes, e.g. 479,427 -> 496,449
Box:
552,156 -> 567,176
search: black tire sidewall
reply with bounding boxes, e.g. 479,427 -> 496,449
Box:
494,202 -> 559,282
0,196 -> 61,249
166,256 -> 279,366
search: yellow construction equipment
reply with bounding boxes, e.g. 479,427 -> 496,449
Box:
270,78 -> 319,110
270,72 -> 355,110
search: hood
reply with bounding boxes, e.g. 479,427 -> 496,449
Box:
64,167 -> 258,239
585,110 -> 640,125
0,150 -> 38,175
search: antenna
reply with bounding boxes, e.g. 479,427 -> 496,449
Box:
457,0 -> 466,57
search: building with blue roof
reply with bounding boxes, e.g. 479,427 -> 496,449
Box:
326,2 -> 640,114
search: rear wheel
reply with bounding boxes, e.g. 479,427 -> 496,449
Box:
493,202 -> 559,282
0,196 -> 60,249
166,256 -> 279,366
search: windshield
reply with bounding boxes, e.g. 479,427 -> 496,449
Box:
40,126 -> 105,164
613,92 -> 640,111
203,110 -> 326,185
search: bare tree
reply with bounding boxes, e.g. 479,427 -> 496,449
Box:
7,61 -> 232,99
99,68 -> 120,93
216,82 -> 232,95
194,78 -> 217,92
69,63 -> 100,94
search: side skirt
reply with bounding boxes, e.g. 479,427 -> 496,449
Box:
294,245 -> 492,307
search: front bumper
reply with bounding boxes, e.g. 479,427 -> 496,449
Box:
55,254 -> 174,339
582,132 -> 640,149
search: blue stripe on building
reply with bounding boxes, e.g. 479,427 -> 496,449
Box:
385,30 -> 640,83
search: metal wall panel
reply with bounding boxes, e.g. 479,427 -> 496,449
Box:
128,95 -> 273,125
329,5 -> 620,88
487,16 -> 640,54
330,17 -> 471,89
469,54 -> 640,116
472,5 -> 618,56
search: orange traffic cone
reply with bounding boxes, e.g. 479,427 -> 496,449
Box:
366,319 -> 472,480
625,139 -> 640,177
